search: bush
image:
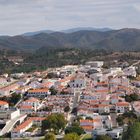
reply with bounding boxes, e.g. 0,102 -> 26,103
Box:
64,106 -> 70,112
42,114 -> 67,134
63,133 -> 80,140
125,93 -> 139,102
96,135 -> 112,140
44,133 -> 56,140
65,125 -> 85,135
122,122 -> 140,140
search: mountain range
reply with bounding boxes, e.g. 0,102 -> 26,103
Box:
0,28 -> 140,52
22,27 -> 112,36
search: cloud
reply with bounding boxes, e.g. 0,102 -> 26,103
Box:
0,0 -> 140,35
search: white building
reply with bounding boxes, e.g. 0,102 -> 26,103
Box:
123,66 -> 137,77
68,77 -> 86,88
86,61 -> 104,68
0,83 -> 20,97
20,97 -> 42,114
27,88 -> 50,98
0,109 -> 26,136
11,119 -> 33,138
11,117 -> 45,138
109,67 -> 122,75
116,102 -> 131,113
0,101 -> 9,110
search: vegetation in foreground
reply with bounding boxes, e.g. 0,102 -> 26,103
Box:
122,122 -> 140,140
42,114 -> 67,134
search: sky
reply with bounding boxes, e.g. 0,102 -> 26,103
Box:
0,0 -> 140,35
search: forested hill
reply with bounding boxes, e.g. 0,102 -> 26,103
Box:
0,28 -> 140,51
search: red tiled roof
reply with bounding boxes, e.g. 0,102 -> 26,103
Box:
0,100 -> 8,105
82,126 -> 94,131
28,88 -> 49,93
116,102 -> 130,107
14,119 -> 32,132
20,105 -> 33,109
28,117 -> 46,121
26,97 -> 40,102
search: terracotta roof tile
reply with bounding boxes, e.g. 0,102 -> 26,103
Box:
0,100 -> 8,105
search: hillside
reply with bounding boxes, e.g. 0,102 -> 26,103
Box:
0,28 -> 140,52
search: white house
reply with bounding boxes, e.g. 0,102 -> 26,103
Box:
20,97 -> 42,114
86,61 -> 104,68
27,88 -> 50,98
11,119 -> 33,138
116,102 -> 131,113
11,117 -> 46,138
123,66 -> 137,77
28,81 -> 41,89
0,100 -> 9,110
109,67 -> 122,75
0,83 -> 20,96
68,77 -> 86,88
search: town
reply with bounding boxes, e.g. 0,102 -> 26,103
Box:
0,60 -> 140,140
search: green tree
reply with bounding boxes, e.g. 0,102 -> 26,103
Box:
85,116 -> 93,120
65,125 -> 85,135
116,111 -> 138,126
44,133 -> 56,140
96,135 -> 112,140
125,93 -> 139,102
63,133 -> 80,140
116,115 -> 124,126
42,114 -> 67,134
122,122 -> 140,140
130,93 -> 139,101
71,122 -> 80,127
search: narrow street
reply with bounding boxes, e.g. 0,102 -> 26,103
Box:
68,90 -> 81,126
73,92 -> 80,109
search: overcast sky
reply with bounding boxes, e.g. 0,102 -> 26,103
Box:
0,0 -> 140,35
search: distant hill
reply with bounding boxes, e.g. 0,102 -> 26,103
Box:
22,27 -> 112,36
22,30 -> 54,36
61,27 -> 112,33
0,28 -> 140,52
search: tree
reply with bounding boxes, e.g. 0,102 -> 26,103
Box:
0,93 -> 21,106
130,93 -> 139,101
122,122 -> 140,140
64,106 -> 70,112
65,124 -> 85,135
44,133 -> 56,140
49,87 -> 58,95
116,115 -> 124,126
76,116 -> 83,122
85,116 -> 93,120
116,111 -> 138,126
71,122 -> 80,127
42,106 -> 52,112
71,107 -> 77,114
10,93 -> 21,105
125,93 -> 139,102
60,91 -> 70,95
42,114 -> 67,134
63,133 -> 80,140
96,135 -> 112,140
47,72 -> 59,79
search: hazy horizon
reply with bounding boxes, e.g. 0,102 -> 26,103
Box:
0,0 -> 140,35
2,26 -> 140,37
